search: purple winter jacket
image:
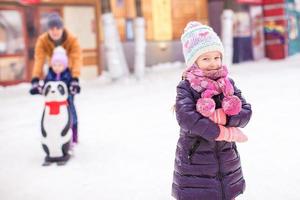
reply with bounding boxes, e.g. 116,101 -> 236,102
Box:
172,79 -> 252,200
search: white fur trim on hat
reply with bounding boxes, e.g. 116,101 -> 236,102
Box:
51,46 -> 68,68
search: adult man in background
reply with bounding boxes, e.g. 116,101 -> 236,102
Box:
30,12 -> 82,92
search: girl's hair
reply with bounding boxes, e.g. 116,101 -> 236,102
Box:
172,104 -> 176,113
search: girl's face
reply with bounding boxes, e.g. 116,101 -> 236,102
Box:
52,62 -> 65,74
195,51 -> 222,72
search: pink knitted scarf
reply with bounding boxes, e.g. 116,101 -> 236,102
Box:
185,65 -> 241,117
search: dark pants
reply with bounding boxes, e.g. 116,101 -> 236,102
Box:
68,95 -> 78,143
233,37 -> 254,63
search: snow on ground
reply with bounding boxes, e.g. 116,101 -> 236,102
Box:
0,57 -> 300,200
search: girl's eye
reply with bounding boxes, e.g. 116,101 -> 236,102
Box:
202,58 -> 209,61
215,57 -> 221,60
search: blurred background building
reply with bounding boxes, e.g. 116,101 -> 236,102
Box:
0,0 -> 300,85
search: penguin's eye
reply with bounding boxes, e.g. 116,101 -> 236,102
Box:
45,85 -> 51,96
57,84 -> 65,95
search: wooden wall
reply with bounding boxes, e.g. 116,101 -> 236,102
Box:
142,0 -> 153,40
100,0 -> 209,41
172,0 -> 208,39
111,0 -> 208,41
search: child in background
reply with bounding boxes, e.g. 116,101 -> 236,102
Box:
30,46 -> 81,145
172,22 -> 252,200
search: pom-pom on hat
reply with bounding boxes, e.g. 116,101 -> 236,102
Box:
181,21 -> 224,67
51,46 -> 68,68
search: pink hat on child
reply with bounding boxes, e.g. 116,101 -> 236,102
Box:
51,46 -> 68,68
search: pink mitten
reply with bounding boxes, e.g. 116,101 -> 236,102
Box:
209,108 -> 227,125
216,125 -> 248,143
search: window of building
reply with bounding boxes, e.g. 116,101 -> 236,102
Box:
0,8 -> 27,83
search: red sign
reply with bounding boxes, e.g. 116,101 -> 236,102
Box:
237,0 -> 262,4
263,0 -> 285,4
19,0 -> 40,4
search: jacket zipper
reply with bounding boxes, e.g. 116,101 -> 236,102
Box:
214,142 -> 226,200
187,138 -> 201,163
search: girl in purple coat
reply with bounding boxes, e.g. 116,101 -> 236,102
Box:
172,22 -> 252,200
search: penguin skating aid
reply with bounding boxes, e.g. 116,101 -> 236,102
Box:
41,81 -> 72,166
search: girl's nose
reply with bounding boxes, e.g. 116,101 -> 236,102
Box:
210,61 -> 221,69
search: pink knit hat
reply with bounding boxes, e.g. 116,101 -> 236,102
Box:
51,46 -> 68,68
